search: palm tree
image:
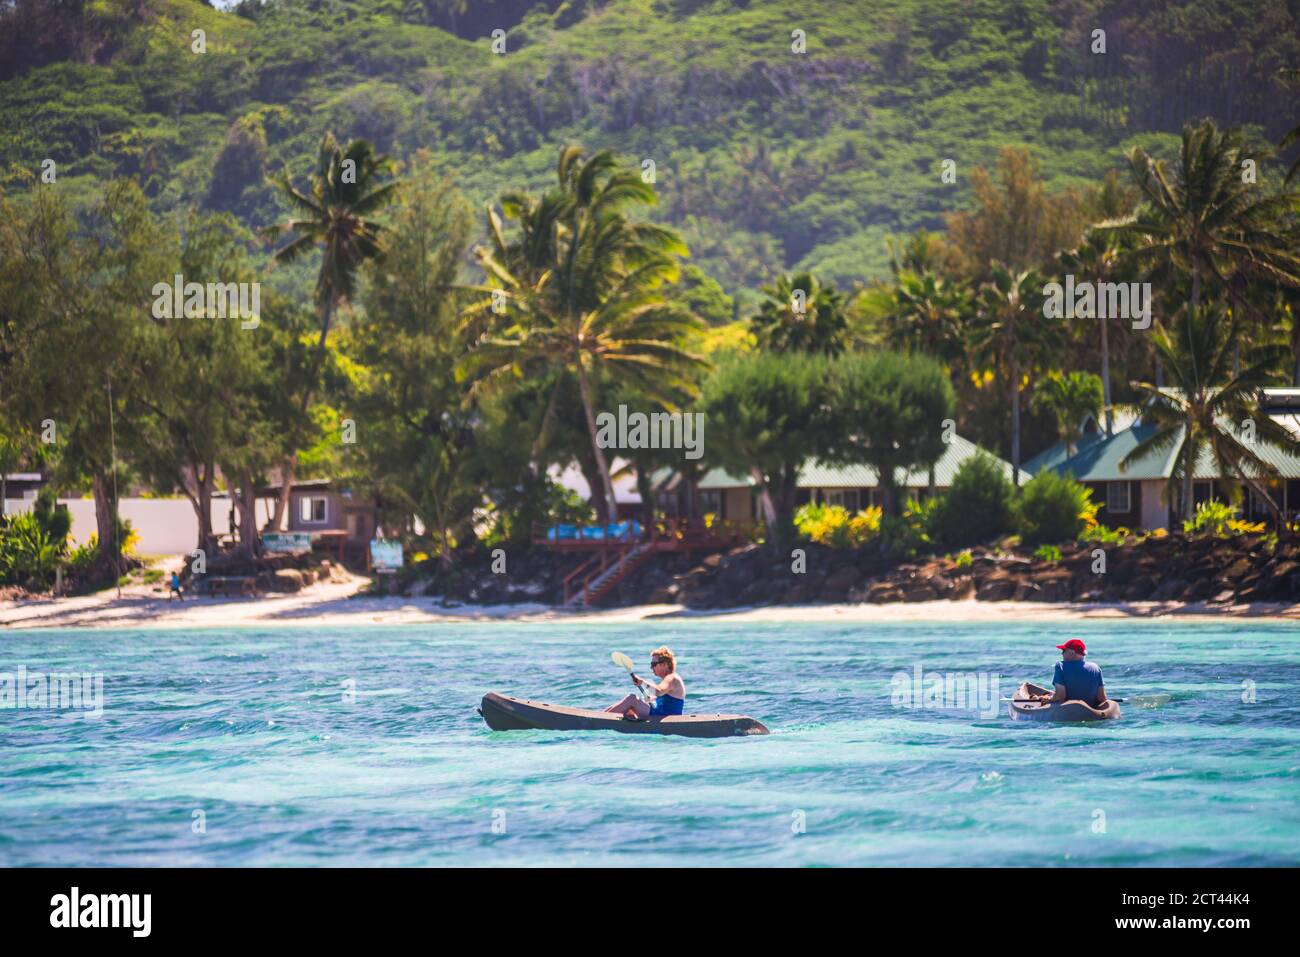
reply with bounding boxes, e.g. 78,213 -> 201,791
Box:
462,146 -> 706,522
1057,227 -> 1137,435
749,272 -> 849,355
1103,120 -> 1300,326
265,133 -> 399,528
884,269 -> 971,365
1032,370 -> 1103,457
970,265 -> 1054,483
1122,302 -> 1300,524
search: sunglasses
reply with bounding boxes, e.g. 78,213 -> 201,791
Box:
650,658 -> 666,665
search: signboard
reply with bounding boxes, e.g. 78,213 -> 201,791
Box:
369,540 -> 403,571
262,532 -> 312,554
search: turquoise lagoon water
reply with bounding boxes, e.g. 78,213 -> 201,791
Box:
1,620 -> 1297,867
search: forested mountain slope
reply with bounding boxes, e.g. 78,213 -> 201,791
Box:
2,0 -> 1296,303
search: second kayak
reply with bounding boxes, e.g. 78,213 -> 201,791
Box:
479,692 -> 770,738
1008,681 -> 1122,722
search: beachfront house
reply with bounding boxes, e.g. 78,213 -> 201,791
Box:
550,459 -> 643,521
256,479 -> 379,554
1023,388 -> 1300,530
1,471 -> 47,513
661,434 -> 1023,520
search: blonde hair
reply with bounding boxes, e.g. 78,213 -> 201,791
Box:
651,646 -> 676,672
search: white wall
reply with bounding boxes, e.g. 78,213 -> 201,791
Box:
1139,479 -> 1169,531
3,497 -> 232,556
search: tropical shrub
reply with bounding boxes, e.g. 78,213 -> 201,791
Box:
1033,543 -> 1063,563
1080,523 -> 1129,545
932,453 -> 1017,548
1183,500 -> 1267,537
0,511 -> 63,588
794,502 -> 882,547
1019,471 -> 1095,545
881,496 -> 941,557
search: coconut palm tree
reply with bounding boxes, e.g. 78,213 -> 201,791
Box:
1057,227 -> 1138,435
462,146 -> 706,522
884,269 -> 971,366
970,265 -> 1054,483
264,133 -> 399,528
1032,370 -> 1103,457
750,272 -> 849,356
1122,301 -> 1300,524
1103,120 -> 1300,325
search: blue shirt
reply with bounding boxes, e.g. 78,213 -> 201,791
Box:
1053,659 -> 1104,706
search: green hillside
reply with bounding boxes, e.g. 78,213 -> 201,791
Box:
2,0 -> 1297,303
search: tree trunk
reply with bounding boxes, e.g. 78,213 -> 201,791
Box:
1182,465 -> 1194,523
1291,315 -> 1300,386
749,466 -> 779,544
234,474 -> 260,560
575,362 -> 617,524
270,451 -> 297,531
577,455 -> 609,526
635,462 -> 655,527
880,478 -> 899,518
273,295 -> 335,530
196,465 -> 214,556
1100,315 -> 1113,435
1009,352 -> 1021,486
92,470 -> 120,575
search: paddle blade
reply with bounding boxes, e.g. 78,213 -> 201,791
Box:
1128,693 -> 1172,708
611,651 -> 634,672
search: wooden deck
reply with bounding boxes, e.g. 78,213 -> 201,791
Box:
534,518 -> 763,606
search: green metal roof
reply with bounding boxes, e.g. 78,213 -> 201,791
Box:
696,434 -> 1026,490
1049,413 -> 1300,482
1022,410 -> 1141,476
1047,422 -> 1180,481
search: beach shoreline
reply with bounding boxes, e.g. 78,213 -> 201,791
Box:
3,574 -> 1299,629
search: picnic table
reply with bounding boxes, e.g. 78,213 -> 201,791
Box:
197,575 -> 260,597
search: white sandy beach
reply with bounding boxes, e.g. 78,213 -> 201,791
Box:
3,571 -> 1298,629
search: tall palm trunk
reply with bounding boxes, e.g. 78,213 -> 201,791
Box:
272,295 -> 335,529
575,361 -> 617,524
1009,350 -> 1021,486
1099,315 -> 1113,435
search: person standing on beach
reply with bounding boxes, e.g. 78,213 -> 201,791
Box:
1033,638 -> 1106,707
169,571 -> 184,601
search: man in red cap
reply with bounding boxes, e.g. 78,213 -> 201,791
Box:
1032,638 -> 1108,707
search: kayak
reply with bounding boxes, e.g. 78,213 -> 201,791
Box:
479,692 -> 770,738
1008,682 -> 1121,722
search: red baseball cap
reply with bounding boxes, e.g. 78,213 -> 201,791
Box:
1056,639 -> 1087,654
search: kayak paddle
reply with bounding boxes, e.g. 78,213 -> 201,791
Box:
611,651 -> 655,703
999,694 -> 1170,707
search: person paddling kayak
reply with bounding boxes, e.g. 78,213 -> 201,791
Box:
604,646 -> 686,721
1031,638 -> 1108,708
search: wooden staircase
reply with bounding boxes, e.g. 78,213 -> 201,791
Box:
564,542 -> 654,608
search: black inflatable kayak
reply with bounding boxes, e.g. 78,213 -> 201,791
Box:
1008,681 -> 1122,722
479,692 -> 770,738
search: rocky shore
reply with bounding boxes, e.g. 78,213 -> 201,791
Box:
414,533 -> 1300,609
